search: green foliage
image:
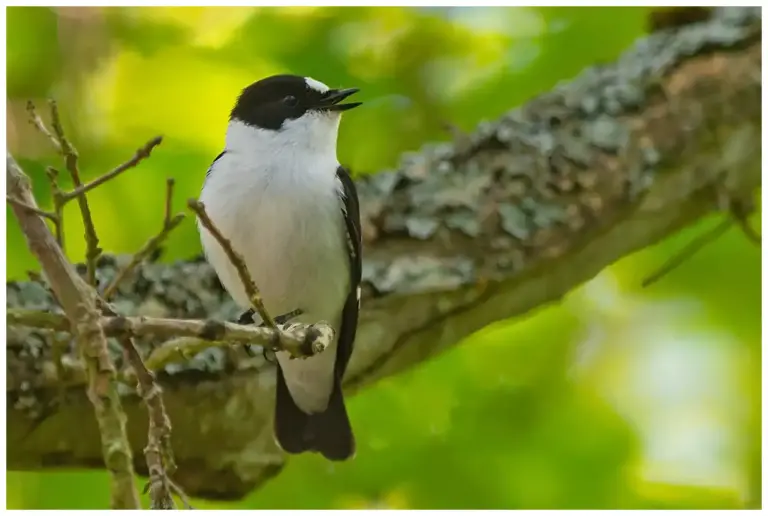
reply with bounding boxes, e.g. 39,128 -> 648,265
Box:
6,6 -> 760,509
6,7 -> 61,97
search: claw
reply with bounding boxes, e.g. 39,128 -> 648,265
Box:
262,346 -> 277,364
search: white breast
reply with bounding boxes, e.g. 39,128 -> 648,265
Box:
199,120 -> 350,412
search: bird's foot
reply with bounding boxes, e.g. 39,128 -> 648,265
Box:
238,308 -> 304,363
273,308 -> 304,325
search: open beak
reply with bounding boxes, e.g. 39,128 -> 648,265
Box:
317,88 -> 362,112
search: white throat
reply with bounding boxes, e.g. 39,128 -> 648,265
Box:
225,112 -> 341,160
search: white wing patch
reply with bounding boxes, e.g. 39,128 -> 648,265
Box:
305,76 -> 329,93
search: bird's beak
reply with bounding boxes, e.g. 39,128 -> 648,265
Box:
317,88 -> 362,112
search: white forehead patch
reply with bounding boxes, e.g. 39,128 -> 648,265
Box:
305,77 -> 329,93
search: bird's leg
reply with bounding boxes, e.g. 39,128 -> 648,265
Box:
236,309 -> 260,357
237,308 -> 304,362
260,308 -> 305,362
273,308 -> 303,325
237,309 -> 255,325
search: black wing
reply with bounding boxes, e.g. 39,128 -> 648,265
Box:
274,166 -> 361,461
335,165 -> 362,380
205,150 -> 226,182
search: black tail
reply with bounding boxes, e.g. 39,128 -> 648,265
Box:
274,365 -> 355,461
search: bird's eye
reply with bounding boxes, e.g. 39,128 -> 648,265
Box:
283,95 -> 298,107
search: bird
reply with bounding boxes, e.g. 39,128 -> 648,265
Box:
196,74 -> 362,461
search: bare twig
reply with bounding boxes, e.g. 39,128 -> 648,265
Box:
24,100 -> 65,248
102,213 -> 184,300
164,178 -> 174,228
642,218 -> 733,287
60,136 -> 163,203
103,299 -> 179,510
735,216 -> 761,244
6,196 -> 58,221
130,343 -> 176,510
26,100 -> 61,151
7,308 -> 68,329
145,318 -> 333,369
102,180 -> 184,300
189,198 -> 277,329
45,166 -> 66,251
168,480 -> 194,510
7,309 -> 334,365
48,100 -> 102,286
7,154 -> 141,509
729,198 -> 761,245
643,183 -> 762,289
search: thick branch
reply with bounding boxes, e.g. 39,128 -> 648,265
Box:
6,7 -> 761,501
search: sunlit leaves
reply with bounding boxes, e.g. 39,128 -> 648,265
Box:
84,47 -> 265,151
129,6 -> 254,49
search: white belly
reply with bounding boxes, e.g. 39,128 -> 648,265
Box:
199,151 -> 349,412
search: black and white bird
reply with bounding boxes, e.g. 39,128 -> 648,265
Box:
197,74 -> 362,461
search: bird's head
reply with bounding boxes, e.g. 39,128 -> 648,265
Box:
228,74 -> 361,153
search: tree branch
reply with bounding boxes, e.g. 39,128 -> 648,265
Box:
5,196 -> 58,221
47,100 -> 102,287
60,136 -> 163,203
6,155 -> 141,509
7,309 -> 334,364
6,7 -> 761,501
45,166 -> 66,250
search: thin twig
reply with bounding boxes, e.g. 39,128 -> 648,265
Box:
168,479 -> 194,509
6,196 -> 58,221
102,297 -> 179,510
7,308 -> 334,364
128,339 -> 176,510
735,216 -> 761,244
145,318 -> 332,369
188,198 -> 277,329
102,213 -> 185,301
642,218 -> 733,287
60,136 -> 164,203
25,100 -> 65,249
25,100 -> 61,151
729,198 -> 761,245
48,100 -> 101,287
164,178 -> 175,228
102,177 -> 182,300
45,166 -> 66,251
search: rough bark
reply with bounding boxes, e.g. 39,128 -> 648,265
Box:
6,7 -> 762,501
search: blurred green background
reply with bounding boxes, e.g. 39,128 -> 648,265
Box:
5,6 -> 761,510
